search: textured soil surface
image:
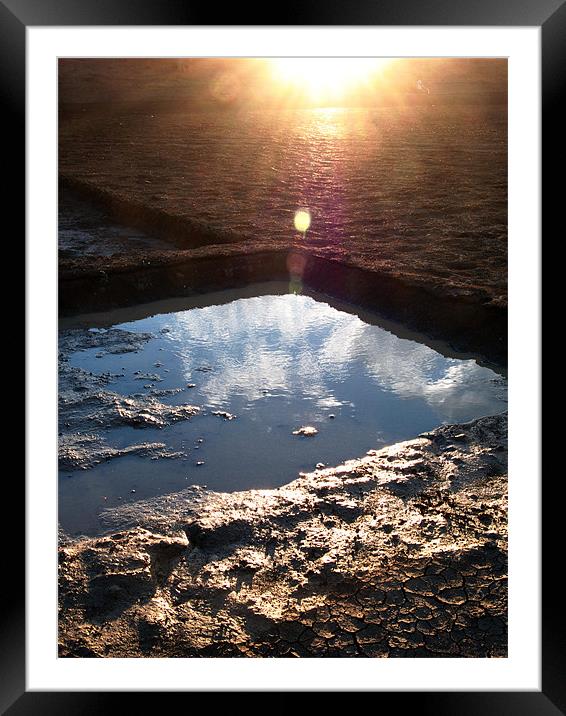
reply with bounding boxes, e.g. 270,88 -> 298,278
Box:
59,86 -> 507,332
59,105 -> 507,304
58,71 -> 508,658
59,61 -> 507,318
59,169 -> 507,308
59,184 -> 507,365
59,413 -> 507,658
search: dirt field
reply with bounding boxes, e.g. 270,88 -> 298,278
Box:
57,64 -> 508,658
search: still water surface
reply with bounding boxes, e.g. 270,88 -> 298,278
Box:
59,293 -> 507,535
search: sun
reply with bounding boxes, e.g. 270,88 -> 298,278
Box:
269,58 -> 392,101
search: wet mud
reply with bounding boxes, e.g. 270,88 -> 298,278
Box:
57,101 -> 508,657
59,413 -> 507,658
59,184 -> 507,366
57,205 -> 508,658
59,328 -> 200,467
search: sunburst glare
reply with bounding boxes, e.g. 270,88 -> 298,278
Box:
269,58 -> 393,102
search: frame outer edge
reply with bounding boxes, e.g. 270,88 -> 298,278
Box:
14,0 -> 558,709
541,2 -> 566,715
1,1 -> 26,715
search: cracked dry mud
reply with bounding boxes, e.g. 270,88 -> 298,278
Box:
59,413 -> 507,658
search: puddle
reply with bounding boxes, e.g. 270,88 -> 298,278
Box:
59,289 -> 507,535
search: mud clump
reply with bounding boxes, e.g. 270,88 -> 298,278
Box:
59,433 -> 185,471
211,411 -> 237,421
110,396 -> 199,429
60,387 -> 199,432
292,426 -> 318,437
62,327 -> 153,355
59,413 -> 508,658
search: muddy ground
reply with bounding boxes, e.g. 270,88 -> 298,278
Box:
57,191 -> 508,659
59,183 -> 507,366
58,96 -> 508,658
59,91 -> 507,366
57,196 -> 508,657
59,413 -> 507,658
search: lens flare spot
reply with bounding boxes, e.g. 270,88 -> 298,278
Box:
294,210 -> 311,233
287,252 -> 307,276
209,71 -> 240,103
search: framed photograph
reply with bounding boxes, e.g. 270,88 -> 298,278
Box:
10,0 -> 554,709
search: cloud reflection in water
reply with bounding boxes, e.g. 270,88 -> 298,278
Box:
157,294 -> 505,424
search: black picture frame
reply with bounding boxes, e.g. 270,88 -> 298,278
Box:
10,0 -> 554,710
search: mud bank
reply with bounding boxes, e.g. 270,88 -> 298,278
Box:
59,327 -> 201,472
59,413 -> 507,658
59,181 -> 507,366
59,328 -> 200,435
